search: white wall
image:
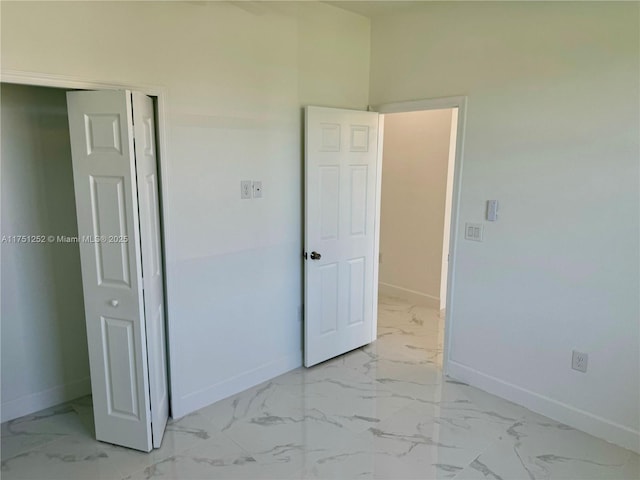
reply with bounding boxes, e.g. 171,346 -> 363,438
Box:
0,1 -> 371,418
370,1 -> 640,452
1,83 -> 91,421
379,109 -> 452,308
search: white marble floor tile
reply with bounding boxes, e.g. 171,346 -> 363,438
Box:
121,432 -> 281,480
270,360 -> 418,434
100,410 -> 230,477
454,416 -> 639,480
0,435 -> 122,480
350,403 -> 499,478
201,379 -> 362,474
1,402 -> 93,461
2,295 -> 637,480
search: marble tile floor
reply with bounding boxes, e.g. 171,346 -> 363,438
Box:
2,295 -> 638,479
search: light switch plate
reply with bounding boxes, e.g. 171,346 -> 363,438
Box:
487,200 -> 499,221
253,181 -> 263,198
465,222 -> 483,242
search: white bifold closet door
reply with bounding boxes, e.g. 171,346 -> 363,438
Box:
304,106 -> 380,367
67,90 -> 168,452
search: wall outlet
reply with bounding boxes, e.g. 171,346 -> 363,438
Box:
241,180 -> 252,199
572,350 -> 588,373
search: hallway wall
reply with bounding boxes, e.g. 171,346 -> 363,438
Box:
379,109 -> 453,308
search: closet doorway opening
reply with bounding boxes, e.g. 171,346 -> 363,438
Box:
1,80 -> 170,452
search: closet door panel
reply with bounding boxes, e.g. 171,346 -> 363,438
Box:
67,90 -> 152,452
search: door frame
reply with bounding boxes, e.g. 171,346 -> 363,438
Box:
0,69 -> 175,413
371,96 -> 467,376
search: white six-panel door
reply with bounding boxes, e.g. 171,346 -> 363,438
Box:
304,106 -> 379,367
132,92 -> 169,448
67,90 -> 167,452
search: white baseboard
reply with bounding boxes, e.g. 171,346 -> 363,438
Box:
1,376 -> 92,422
171,351 -> 302,419
447,360 -> 640,454
379,282 -> 439,309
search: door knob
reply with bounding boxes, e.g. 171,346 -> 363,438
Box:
310,251 -> 322,260
109,299 -> 119,307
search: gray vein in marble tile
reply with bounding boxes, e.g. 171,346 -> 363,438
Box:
535,454 -> 625,467
315,450 -> 371,465
325,379 -> 373,393
166,423 -> 210,440
221,382 -> 275,432
513,443 -> 537,480
192,454 -> 257,467
249,409 -> 343,429
249,415 -> 301,427
368,427 -> 458,451
380,326 -> 418,336
337,414 -> 380,424
404,344 -> 428,351
1,451 -> 31,470
445,379 -> 470,386
257,442 -> 310,461
221,398 -> 243,432
377,377 -> 428,387
534,422 -> 575,431
44,451 -> 108,462
506,422 -> 525,440
307,409 -> 345,428
3,405 -> 75,436
451,409 -> 518,423
434,463 -> 464,473
143,456 -> 177,478
469,458 -> 504,480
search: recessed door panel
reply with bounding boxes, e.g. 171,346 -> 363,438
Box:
350,125 -> 369,152
84,114 -> 122,155
102,316 -> 139,418
319,166 -> 340,241
319,263 -> 339,335
90,175 -> 131,287
144,174 -> 162,277
320,123 -> 341,152
349,166 -> 368,237
347,257 -> 365,326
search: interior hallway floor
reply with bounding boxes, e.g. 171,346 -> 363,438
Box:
2,295 -> 638,479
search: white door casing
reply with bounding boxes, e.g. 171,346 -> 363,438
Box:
132,92 -> 169,448
67,90 -> 166,452
304,106 -> 379,367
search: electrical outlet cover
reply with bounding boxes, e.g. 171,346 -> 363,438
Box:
241,180 -> 252,199
572,350 -> 588,373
